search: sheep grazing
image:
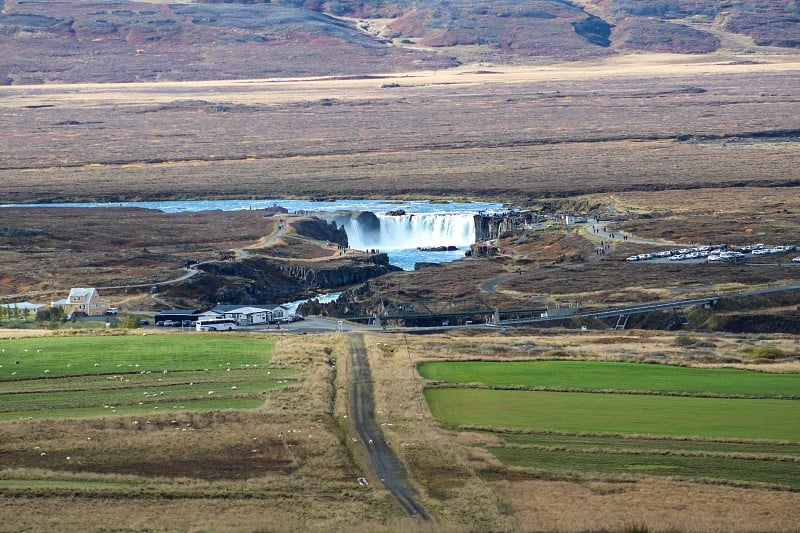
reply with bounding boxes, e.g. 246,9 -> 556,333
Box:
207,391 -> 215,395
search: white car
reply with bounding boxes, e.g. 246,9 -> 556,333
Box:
793,256 -> 800,263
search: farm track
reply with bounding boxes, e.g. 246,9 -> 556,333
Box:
347,334 -> 430,522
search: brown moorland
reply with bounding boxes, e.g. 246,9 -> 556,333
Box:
1,56 -> 798,204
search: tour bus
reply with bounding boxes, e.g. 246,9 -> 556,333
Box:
195,318 -> 239,331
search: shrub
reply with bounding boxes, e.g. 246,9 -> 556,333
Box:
743,345 -> 785,360
673,335 -> 695,347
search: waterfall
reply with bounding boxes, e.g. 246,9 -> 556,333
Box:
341,213 -> 476,250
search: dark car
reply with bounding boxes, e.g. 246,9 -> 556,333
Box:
140,319 -> 150,326
182,320 -> 195,327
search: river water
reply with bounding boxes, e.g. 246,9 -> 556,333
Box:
2,198 -> 505,270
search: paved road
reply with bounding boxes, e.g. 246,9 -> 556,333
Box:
248,316 -> 375,333
498,285 -> 800,326
347,334 -> 430,522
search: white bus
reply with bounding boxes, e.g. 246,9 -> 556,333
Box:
195,318 -> 239,331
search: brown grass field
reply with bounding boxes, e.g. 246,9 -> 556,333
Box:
1,54 -> 798,204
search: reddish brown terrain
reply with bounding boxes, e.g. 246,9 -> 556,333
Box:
1,0 -> 798,84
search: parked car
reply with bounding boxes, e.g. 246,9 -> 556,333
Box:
793,256 -> 800,263
182,320 -> 195,327
155,321 -> 164,327
140,319 -> 150,326
289,314 -> 305,322
163,320 -> 177,327
105,307 -> 118,315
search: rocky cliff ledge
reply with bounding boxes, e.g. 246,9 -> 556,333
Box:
281,253 -> 400,289
474,211 -> 541,241
161,253 -> 398,308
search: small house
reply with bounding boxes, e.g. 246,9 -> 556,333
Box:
51,288 -> 111,317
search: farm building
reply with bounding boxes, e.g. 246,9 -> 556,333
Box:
0,301 -> 46,318
154,309 -> 202,325
206,304 -> 292,325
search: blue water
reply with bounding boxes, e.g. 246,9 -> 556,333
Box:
2,198 -> 505,270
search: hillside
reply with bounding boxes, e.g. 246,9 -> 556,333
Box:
0,0 -> 797,84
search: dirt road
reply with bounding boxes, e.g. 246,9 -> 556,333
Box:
347,334 -> 430,521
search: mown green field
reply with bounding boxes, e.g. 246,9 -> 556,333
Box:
0,334 -> 273,380
0,334 -> 296,419
425,388 -> 800,441
422,360 -> 800,489
418,360 -> 800,398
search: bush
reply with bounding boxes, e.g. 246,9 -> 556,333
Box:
742,345 -> 785,360
673,335 -> 695,347
121,316 -> 139,329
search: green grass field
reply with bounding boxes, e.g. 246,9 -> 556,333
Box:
422,360 -> 800,489
425,388 -> 800,441
0,334 -> 274,379
497,431 -> 800,456
0,333 -> 295,419
418,360 -> 800,398
490,446 -> 800,489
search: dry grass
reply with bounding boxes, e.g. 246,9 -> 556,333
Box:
1,56 -> 798,204
496,478 -> 800,533
0,329 -> 52,339
360,333 -> 517,530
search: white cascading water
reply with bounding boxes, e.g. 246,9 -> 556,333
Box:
343,213 -> 476,250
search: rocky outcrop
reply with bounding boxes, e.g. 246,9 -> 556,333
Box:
572,15 -> 613,47
293,217 -> 348,247
281,253 -> 400,289
163,253 -> 398,307
474,211 -> 540,241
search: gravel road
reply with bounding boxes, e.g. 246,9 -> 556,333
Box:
347,334 -> 430,521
